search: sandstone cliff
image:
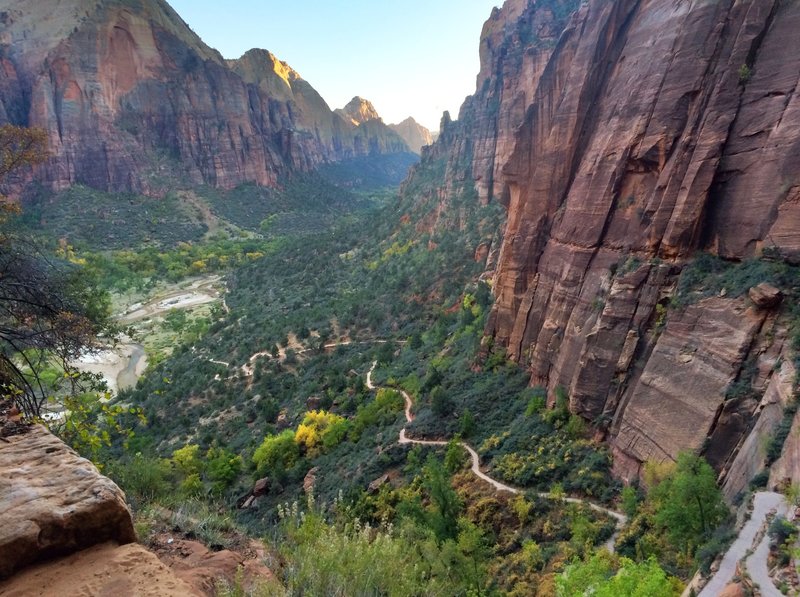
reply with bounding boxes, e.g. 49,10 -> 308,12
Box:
0,0 -> 409,194
389,117 -> 433,155
408,0 -> 800,485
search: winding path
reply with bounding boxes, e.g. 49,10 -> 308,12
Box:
366,362 -> 627,551
697,491 -> 788,597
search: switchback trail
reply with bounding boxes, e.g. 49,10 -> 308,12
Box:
697,491 -> 788,597
366,362 -> 627,551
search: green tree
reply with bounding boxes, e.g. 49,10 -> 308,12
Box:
430,385 -> 453,417
650,452 -> 728,551
423,456 -> 461,543
253,429 -> 300,477
459,408 -> 476,437
206,445 -> 242,495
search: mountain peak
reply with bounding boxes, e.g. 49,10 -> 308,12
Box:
389,117 -> 433,155
336,96 -> 382,125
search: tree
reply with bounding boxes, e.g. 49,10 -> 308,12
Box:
650,452 -> 729,551
422,456 -> 461,543
0,125 -> 115,421
0,124 -> 47,186
430,385 -> 453,417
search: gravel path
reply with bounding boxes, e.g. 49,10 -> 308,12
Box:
699,491 -> 787,597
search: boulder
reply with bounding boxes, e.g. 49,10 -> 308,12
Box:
368,474 -> 390,494
275,412 -> 290,430
0,425 -> 136,580
253,477 -> 270,497
749,283 -> 783,309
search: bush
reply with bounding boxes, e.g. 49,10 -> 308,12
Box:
253,430 -> 300,476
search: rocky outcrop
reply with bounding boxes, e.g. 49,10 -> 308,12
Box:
0,0 -> 409,195
152,535 -> 274,596
398,0 -> 579,239
0,424 -> 136,579
723,343 -> 795,501
471,0 -> 800,481
389,117 -> 433,154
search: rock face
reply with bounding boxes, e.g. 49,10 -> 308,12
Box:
389,117 -> 433,154
0,0 -> 409,195
398,0 -> 579,237
0,424 -> 136,579
406,0 -> 800,482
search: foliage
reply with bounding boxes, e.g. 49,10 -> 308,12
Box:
617,452 -> 731,578
0,124 -> 47,186
557,551 -> 682,596
253,430 -> 301,478
738,64 -> 752,84
57,392 -> 146,466
275,501 -> 480,596
0,127 -> 119,433
649,452 -> 729,550
205,445 -> 243,495
295,410 -> 349,457
768,515 -> 798,567
766,401 -> 798,465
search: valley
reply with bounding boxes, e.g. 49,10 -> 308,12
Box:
1,0 -> 800,595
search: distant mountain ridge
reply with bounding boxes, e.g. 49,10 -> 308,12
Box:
0,0 -> 411,195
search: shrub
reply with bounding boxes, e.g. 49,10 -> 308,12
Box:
253,430 -> 300,476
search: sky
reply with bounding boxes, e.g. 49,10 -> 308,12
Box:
168,0 -> 501,131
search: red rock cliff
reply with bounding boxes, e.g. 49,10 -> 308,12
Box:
410,0 -> 800,482
0,0 -> 410,195
485,0 -> 800,477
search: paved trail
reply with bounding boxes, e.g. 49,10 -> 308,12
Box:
366,362 -> 627,551
698,491 -> 788,597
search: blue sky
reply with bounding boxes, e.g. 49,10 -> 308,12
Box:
169,0 -> 501,131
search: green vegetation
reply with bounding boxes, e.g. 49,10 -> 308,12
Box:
616,453 -> 731,577
30,121 -> 772,594
557,551 -> 682,596
68,140 -> 648,594
738,63 -> 752,84
80,236 -> 281,292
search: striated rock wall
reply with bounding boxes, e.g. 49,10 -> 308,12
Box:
406,0 -> 800,483
471,0 -> 800,481
0,0 -> 409,195
398,0 -> 579,250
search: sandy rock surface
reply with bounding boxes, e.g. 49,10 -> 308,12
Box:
0,425 -> 136,579
0,542 -> 199,596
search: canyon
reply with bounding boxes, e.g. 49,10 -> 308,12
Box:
1,0 -> 800,592
0,0 -> 411,196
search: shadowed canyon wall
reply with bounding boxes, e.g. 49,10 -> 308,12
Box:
0,0 -> 409,195
410,0 -> 800,486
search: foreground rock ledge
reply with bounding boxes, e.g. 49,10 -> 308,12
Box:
0,425 -> 136,579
